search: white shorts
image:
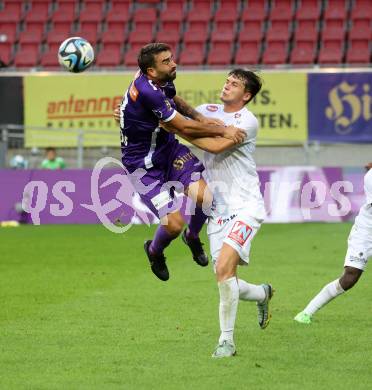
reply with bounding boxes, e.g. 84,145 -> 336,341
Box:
207,210 -> 262,268
344,224 -> 372,271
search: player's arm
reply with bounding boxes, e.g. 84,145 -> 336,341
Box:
173,96 -> 224,126
177,133 -> 235,154
165,112 -> 245,144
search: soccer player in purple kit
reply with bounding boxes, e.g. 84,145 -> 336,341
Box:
119,43 -> 245,281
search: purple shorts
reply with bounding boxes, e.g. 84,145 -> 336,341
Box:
128,143 -> 204,218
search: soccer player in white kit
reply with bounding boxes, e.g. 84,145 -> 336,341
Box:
294,163 -> 372,324
175,69 -> 274,358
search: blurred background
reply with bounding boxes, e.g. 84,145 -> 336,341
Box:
0,0 -> 371,224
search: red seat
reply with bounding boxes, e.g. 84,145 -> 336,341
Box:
349,19 -> 372,40
241,0 -> 267,21
0,43 -> 12,65
351,0 -> 372,21
123,48 -> 139,66
207,45 -> 232,65
14,47 -> 39,67
74,28 -> 99,44
132,8 -> 157,23
184,25 -> 209,44
346,40 -> 370,63
296,0 -> 321,20
295,20 -> 318,42
18,29 -> 44,44
234,42 -> 260,65
46,26 -> 72,46
79,2 -> 103,23
269,0 -> 293,21
127,28 -> 154,47
40,50 -> 59,68
101,41 -> 122,52
210,22 -> 237,44
214,1 -> 239,23
0,23 -> 17,43
160,1 -> 184,22
321,20 -> 345,41
155,30 -> 179,46
158,20 -> 182,34
101,26 -> 125,44
187,1 -> 213,23
238,21 -> 263,43
178,47 -> 204,66
266,20 -> 291,42
290,40 -> 316,64
262,41 -> 287,64
51,21 -> 74,34
318,40 -> 344,63
96,48 -> 122,67
24,2 -> 50,23
0,3 -> 23,22
323,0 -> 347,20
52,2 -> 76,22
106,2 -> 131,25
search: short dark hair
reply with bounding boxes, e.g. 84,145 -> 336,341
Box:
45,147 -> 56,152
138,43 -> 171,74
228,68 -> 262,104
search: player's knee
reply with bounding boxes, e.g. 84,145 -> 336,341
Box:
164,216 -> 184,236
215,260 -> 234,282
340,267 -> 362,291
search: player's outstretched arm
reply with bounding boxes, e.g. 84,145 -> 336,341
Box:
173,96 -> 224,126
165,112 -> 245,144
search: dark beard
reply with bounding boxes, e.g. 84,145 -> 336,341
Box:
160,71 -> 177,82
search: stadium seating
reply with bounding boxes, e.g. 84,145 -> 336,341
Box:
96,48 -> 122,67
235,42 -> 261,65
1,0 -> 372,69
346,40 -> 370,63
296,0 -> 321,20
318,40 -> 344,64
290,40 -> 317,64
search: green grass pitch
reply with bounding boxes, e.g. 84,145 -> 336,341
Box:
0,223 -> 371,389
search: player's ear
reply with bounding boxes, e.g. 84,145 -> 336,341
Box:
243,92 -> 251,104
147,67 -> 157,78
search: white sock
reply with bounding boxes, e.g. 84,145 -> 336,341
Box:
218,277 -> 239,344
303,279 -> 345,316
238,279 -> 266,302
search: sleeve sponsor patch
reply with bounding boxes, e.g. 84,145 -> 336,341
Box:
228,221 -> 252,246
129,82 -> 139,101
206,105 -> 218,112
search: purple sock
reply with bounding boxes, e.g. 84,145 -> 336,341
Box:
187,206 -> 207,239
150,225 -> 177,255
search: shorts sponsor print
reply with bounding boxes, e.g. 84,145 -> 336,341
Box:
208,210 -> 261,268
344,224 -> 372,271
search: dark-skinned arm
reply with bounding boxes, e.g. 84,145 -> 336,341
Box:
173,96 -> 203,121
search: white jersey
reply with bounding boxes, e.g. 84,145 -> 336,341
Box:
196,104 -> 266,221
354,169 -> 372,231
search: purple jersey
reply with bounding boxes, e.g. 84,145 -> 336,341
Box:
120,71 -> 178,171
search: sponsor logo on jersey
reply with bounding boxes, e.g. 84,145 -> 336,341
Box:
228,221 -> 252,246
234,113 -> 241,118
173,152 -> 195,170
206,105 -> 218,112
217,214 -> 237,225
165,99 -> 172,111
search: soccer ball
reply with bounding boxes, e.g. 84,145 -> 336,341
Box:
58,37 -> 94,73
9,155 -> 28,169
